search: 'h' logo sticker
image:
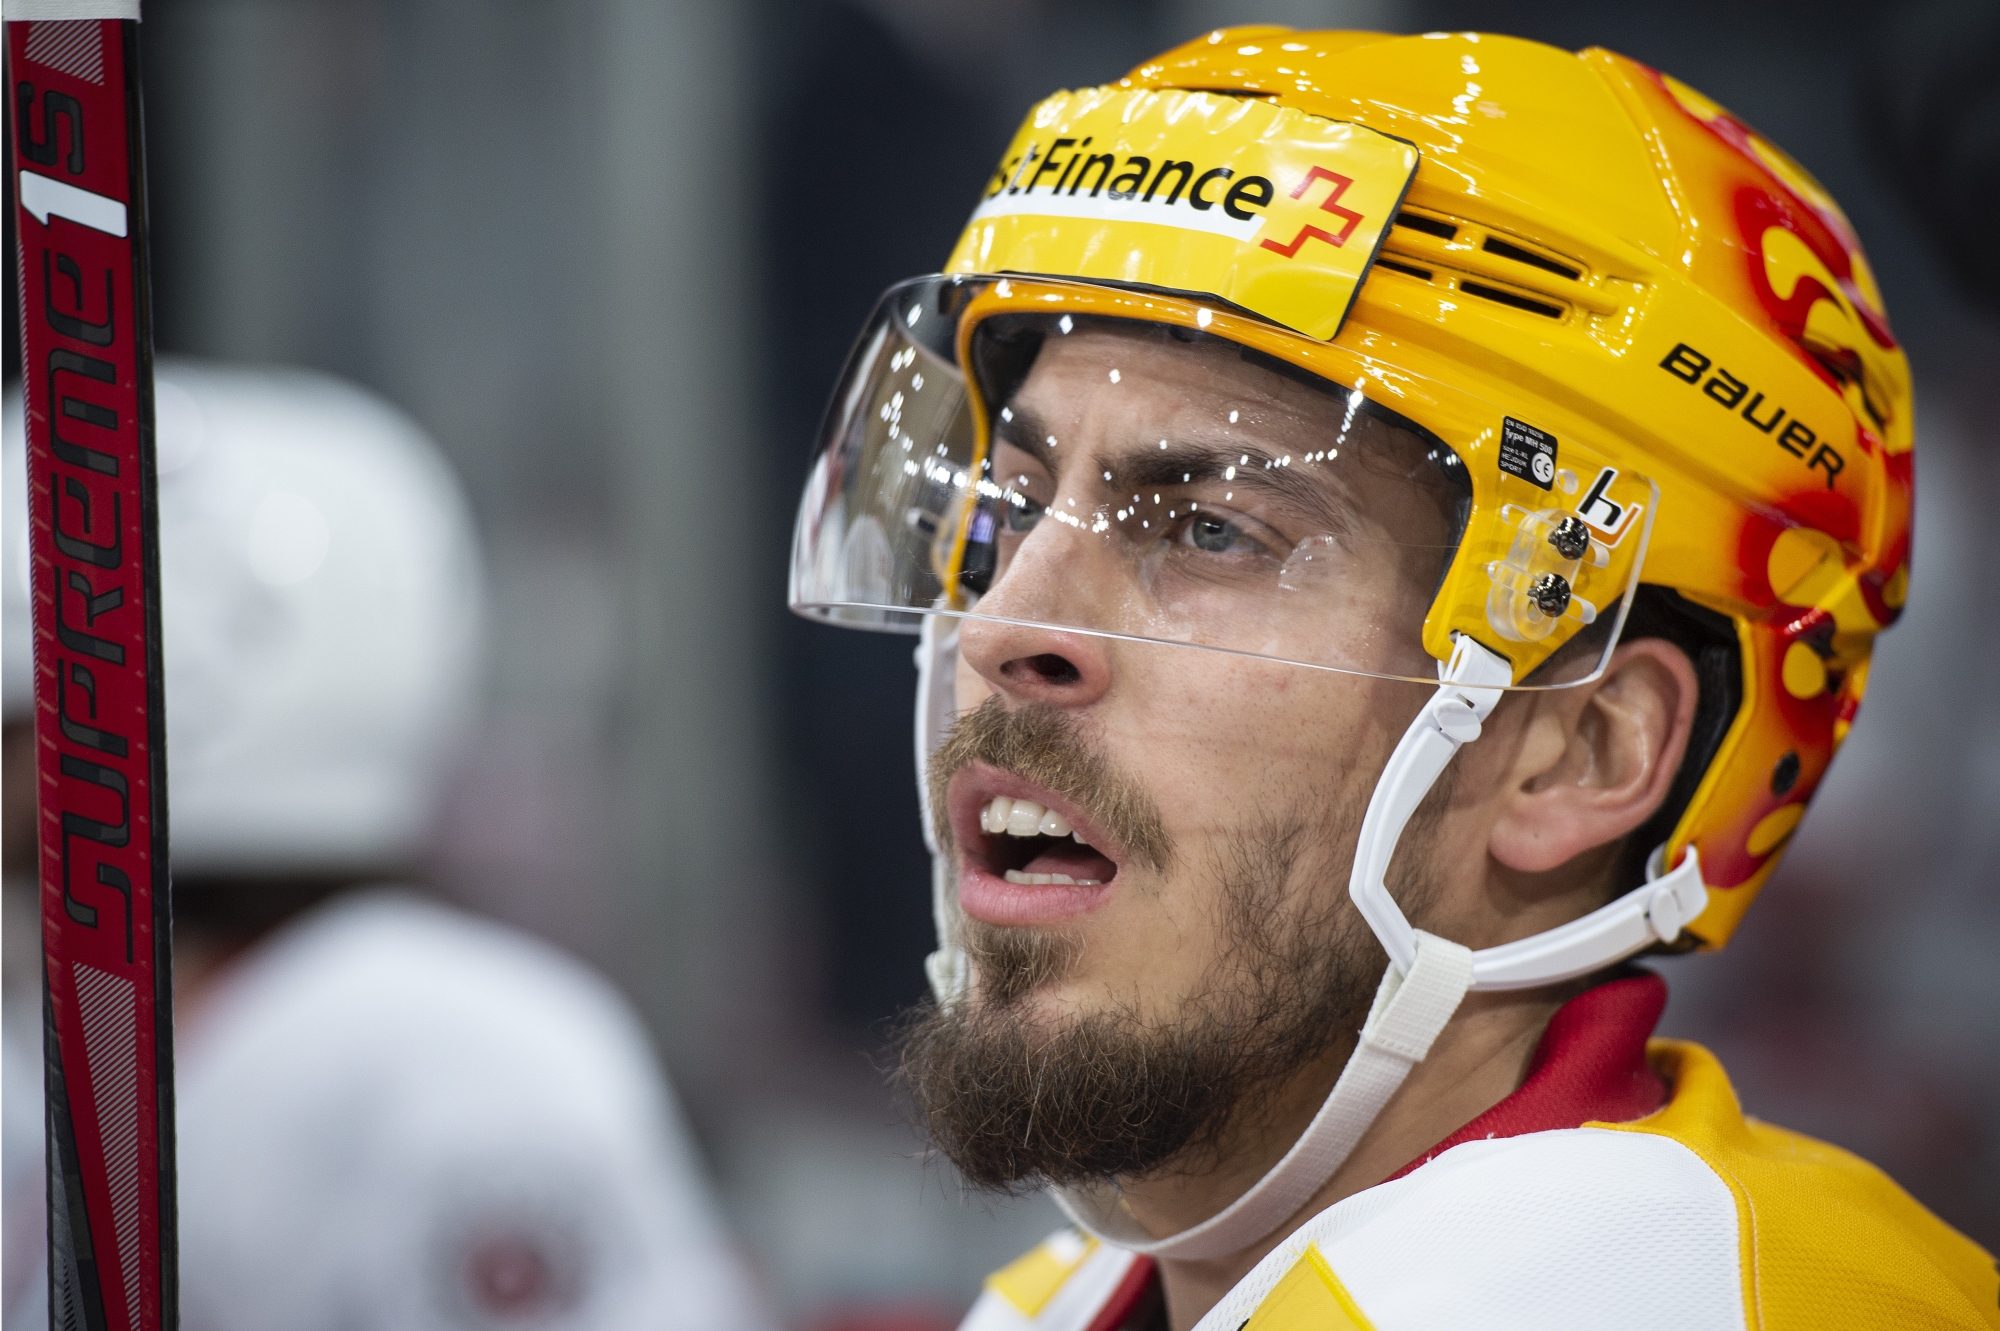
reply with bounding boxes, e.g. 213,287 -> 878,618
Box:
1260,166 -> 1364,258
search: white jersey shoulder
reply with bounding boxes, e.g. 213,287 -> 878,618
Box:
963,1129 -> 1746,1331
1200,1126 -> 1745,1331
175,890 -> 771,1331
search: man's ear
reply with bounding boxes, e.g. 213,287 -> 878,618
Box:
1487,638 -> 1699,875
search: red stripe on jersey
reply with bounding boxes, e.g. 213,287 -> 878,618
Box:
1082,1255 -> 1159,1331
1388,970 -> 1670,1182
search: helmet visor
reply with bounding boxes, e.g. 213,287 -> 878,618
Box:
791,275 -> 1653,688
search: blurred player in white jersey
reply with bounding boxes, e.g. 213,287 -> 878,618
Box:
3,363 -> 772,1330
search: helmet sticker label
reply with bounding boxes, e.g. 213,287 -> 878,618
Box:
1661,341 -> 1845,489
1498,417 -> 1557,490
947,87 -> 1420,342
975,145 -> 1272,244
1576,468 -> 1638,539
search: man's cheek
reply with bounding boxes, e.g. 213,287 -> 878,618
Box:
955,652 -> 996,712
1089,870 -> 1217,976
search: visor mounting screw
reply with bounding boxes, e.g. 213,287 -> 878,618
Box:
1529,572 -> 1572,616
1548,516 -> 1590,560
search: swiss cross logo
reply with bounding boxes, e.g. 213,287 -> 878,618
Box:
1259,165 -> 1364,258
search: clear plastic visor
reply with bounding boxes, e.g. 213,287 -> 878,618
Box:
791,275 -> 1647,687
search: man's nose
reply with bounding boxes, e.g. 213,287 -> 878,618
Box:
956,614 -> 1113,709
956,505 -> 1118,707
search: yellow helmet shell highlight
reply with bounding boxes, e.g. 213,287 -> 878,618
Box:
942,29 -> 1914,950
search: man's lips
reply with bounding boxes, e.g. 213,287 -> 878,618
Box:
947,765 -> 1124,926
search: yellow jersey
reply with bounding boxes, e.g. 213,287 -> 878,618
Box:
963,973 -> 1999,1331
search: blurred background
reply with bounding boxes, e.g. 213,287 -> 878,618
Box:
4,0 -> 1997,1325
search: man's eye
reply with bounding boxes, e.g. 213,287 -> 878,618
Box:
1004,495 -> 1044,533
1186,513 -> 1245,552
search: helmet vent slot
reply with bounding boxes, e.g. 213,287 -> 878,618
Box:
1480,236 -> 1581,282
1459,280 -> 1564,319
1376,206 -> 1619,318
1394,211 -> 1458,241
1375,257 -> 1435,281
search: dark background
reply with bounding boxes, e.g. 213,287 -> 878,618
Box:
7,0 -> 1997,1321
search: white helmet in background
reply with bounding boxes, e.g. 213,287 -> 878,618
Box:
4,360 -> 485,876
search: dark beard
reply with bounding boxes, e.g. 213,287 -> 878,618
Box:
898,699 -> 1441,1193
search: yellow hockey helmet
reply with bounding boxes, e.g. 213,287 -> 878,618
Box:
791,29 -> 1912,952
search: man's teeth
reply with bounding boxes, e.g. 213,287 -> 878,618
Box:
979,796 -> 1085,843
1003,869 -> 1103,887
978,798 -> 1100,884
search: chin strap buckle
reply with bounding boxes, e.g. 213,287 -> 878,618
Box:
1428,694 -> 1486,744
1642,841 -> 1707,946
1645,886 -> 1688,946
1423,633 -> 1512,743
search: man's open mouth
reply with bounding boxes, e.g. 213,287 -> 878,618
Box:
947,771 -> 1125,925
974,796 -> 1120,886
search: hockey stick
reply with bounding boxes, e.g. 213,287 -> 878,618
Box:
7,6 -> 176,1329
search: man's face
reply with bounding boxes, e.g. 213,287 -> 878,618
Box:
903,323 -> 1464,1188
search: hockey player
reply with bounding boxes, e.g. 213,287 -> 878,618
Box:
787,28 -> 2000,1331
3,364 -> 770,1329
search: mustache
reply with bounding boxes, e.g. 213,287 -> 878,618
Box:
926,698 -> 1173,874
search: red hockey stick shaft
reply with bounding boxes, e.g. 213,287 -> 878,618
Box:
7,8 -> 176,1330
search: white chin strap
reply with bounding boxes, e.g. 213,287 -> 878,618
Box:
912,623 -> 1709,1262
915,616 -> 970,1007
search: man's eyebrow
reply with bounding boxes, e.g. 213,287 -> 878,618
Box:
992,404 -> 1057,459
1115,441 -> 1238,487
1116,440 -> 1362,530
